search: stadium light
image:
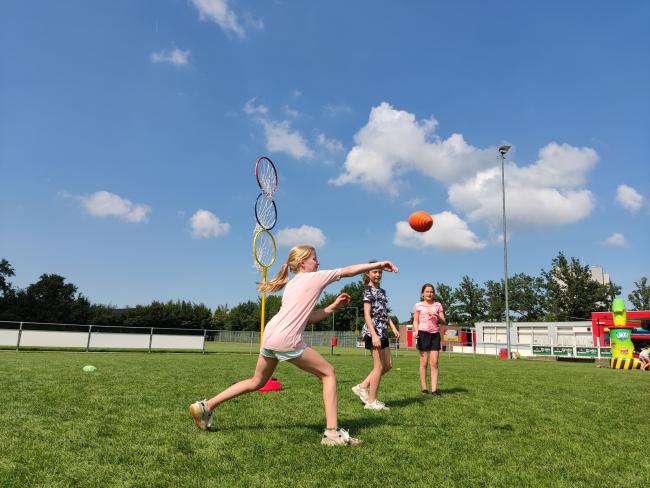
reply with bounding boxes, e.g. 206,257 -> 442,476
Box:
499,144 -> 512,359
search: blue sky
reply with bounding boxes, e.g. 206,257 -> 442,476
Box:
1,0 -> 649,321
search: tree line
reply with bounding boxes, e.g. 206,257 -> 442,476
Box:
1,253 -> 648,332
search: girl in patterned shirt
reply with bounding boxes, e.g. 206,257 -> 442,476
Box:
351,264 -> 400,411
189,245 -> 399,446
413,283 -> 446,396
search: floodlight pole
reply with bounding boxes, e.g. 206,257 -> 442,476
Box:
499,144 -> 512,359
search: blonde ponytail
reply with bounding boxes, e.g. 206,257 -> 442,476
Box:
257,244 -> 315,293
258,263 -> 290,293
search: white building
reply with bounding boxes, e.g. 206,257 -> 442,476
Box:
590,265 -> 610,286
472,321 -> 594,356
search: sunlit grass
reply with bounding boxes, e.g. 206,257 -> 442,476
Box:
1,349 -> 648,487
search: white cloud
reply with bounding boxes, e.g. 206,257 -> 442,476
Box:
276,225 -> 326,247
324,103 -> 352,117
283,105 -> 300,118
242,99 -> 315,160
616,184 -> 645,212
316,133 -> 344,153
333,102 -> 599,229
330,102 -> 494,193
190,209 -> 230,238
66,191 -> 151,223
242,12 -> 264,30
261,119 -> 315,159
403,197 -> 425,208
449,143 -> 598,228
394,211 -> 486,251
150,48 -> 190,66
190,0 -> 247,38
601,233 -> 627,247
243,98 -> 268,116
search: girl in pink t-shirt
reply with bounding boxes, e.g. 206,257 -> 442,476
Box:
413,283 -> 446,396
189,244 -> 399,446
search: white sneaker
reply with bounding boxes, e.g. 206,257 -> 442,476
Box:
364,400 -> 390,411
189,400 -> 213,431
321,428 -> 362,446
351,384 -> 369,404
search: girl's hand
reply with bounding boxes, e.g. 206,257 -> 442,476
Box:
371,334 -> 381,348
413,331 -> 418,340
392,328 -> 400,340
381,261 -> 399,273
332,293 -> 351,310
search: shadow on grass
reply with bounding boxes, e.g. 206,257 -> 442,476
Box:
438,387 -> 469,395
387,395 -> 431,407
206,414 -> 453,434
209,415 -> 389,434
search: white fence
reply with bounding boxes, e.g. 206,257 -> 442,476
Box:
0,321 -> 206,352
0,321 -> 609,359
0,321 -> 362,353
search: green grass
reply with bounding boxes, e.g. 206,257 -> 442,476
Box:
1,349 -> 649,487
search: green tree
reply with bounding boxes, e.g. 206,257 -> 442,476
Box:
261,295 -> 282,324
0,259 -> 15,298
628,277 -> 650,311
312,291 -> 339,331
435,282 -> 461,325
0,259 -> 18,319
541,252 -> 614,321
509,273 -> 545,321
453,275 -> 486,326
484,279 -> 504,322
21,274 -> 90,323
124,300 -> 212,329
89,304 -> 127,326
213,305 -> 230,329
338,280 -> 366,331
227,300 -> 259,331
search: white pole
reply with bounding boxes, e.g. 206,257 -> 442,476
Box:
499,146 -> 512,359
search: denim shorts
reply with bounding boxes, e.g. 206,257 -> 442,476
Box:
260,347 -> 306,361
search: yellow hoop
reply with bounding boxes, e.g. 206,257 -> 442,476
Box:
253,227 -> 277,269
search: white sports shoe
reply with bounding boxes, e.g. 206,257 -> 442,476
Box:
364,400 -> 390,411
321,428 -> 362,446
351,384 -> 369,404
189,400 -> 213,431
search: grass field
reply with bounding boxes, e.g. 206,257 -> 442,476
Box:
1,349 -> 649,487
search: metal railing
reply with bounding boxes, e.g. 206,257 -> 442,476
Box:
0,320 -> 614,359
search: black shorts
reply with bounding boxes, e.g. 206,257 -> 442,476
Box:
416,331 -> 441,351
364,336 -> 389,350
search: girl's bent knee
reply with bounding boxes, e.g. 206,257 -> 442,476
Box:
320,366 -> 336,380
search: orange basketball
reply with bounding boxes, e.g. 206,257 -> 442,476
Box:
408,211 -> 433,232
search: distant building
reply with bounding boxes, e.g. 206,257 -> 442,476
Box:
590,266 -> 610,286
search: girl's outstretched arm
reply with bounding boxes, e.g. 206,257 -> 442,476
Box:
307,293 -> 351,323
340,260 -> 398,278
